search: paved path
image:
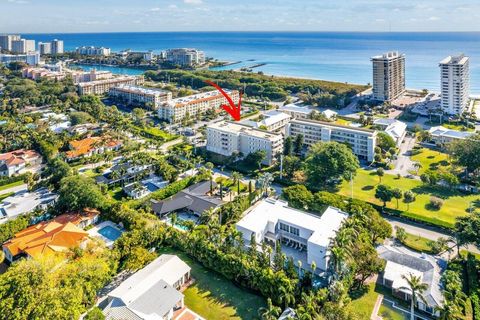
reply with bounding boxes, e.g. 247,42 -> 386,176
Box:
387,136 -> 418,178
370,294 -> 383,320
0,183 -> 27,195
159,138 -> 184,153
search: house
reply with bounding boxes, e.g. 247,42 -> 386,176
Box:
373,118 -> 407,146
123,182 -> 149,199
0,188 -> 58,223
65,137 -> 122,161
2,213 -> 92,263
236,198 -> 348,273
377,245 -> 445,317
321,109 -> 338,120
427,126 -> 474,146
151,181 -> 224,217
95,162 -> 153,186
99,254 -> 203,320
0,149 -> 42,177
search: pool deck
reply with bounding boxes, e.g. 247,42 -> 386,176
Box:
88,221 -> 124,247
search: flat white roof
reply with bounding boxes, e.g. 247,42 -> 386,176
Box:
439,54 -> 469,65
279,103 -> 313,114
112,84 -> 170,96
208,121 -> 283,140
237,198 -> 348,247
0,188 -> 57,221
167,90 -> 236,106
261,110 -> 291,126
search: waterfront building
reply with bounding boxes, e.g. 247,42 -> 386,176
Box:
70,69 -> 113,84
77,75 -> 144,95
75,46 -> 111,56
439,54 -> 470,115
0,34 -> 20,51
38,42 -> 51,55
236,198 -> 348,273
286,118 -> 376,161
0,52 -> 40,65
373,118 -> 407,146
371,51 -> 406,102
109,85 -> 172,110
51,39 -> 64,55
22,67 -> 65,81
11,39 -> 35,54
165,48 -> 205,67
158,89 -> 239,123
206,121 -> 284,165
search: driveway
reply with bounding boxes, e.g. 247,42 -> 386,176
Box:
387,136 -> 418,178
0,183 -> 27,195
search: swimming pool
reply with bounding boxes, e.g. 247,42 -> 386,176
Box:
97,225 -> 122,241
144,182 -> 159,192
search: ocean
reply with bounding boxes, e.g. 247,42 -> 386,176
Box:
24,32 -> 480,93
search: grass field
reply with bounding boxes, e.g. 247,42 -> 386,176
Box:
215,177 -> 247,193
410,148 -> 450,176
0,192 -> 14,202
0,180 -> 24,192
338,168 -> 477,228
158,247 -> 265,319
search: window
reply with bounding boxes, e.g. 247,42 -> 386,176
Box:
289,226 -> 300,236
279,222 -> 289,232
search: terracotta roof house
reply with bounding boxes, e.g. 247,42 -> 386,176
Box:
1,211 -> 98,263
0,149 -> 42,177
65,137 -> 122,161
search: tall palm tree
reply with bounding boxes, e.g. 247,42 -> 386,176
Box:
400,273 -> 429,320
258,298 -> 281,320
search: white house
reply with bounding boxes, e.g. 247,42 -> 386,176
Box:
278,103 -> 314,119
0,149 -> 42,177
0,188 -> 58,223
373,118 -> 407,146
100,254 -> 202,320
236,198 -> 348,273
427,126 -> 473,146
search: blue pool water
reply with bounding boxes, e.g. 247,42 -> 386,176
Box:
144,182 -> 159,192
98,225 -> 122,241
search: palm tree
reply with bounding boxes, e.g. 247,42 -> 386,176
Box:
231,171 -> 243,195
400,273 -> 429,320
413,162 -> 422,175
258,298 -> 281,320
257,173 -> 274,197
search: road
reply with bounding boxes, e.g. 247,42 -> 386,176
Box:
0,183 -> 27,195
387,136 -> 418,177
385,215 -> 480,254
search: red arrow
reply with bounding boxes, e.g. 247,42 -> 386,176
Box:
205,80 -> 242,121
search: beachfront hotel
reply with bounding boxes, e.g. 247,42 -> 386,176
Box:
206,121 -> 284,166
165,48 -> 205,66
439,54 -> 470,115
371,51 -> 406,102
236,198 -> 348,273
286,118 -> 376,161
11,38 -> 36,54
157,89 -> 240,123
109,85 -> 172,110
77,75 -> 144,95
0,34 -> 20,51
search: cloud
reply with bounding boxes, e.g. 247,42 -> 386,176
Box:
7,0 -> 29,4
169,4 -> 178,9
428,16 -> 440,21
150,7 -> 160,12
184,0 -> 203,4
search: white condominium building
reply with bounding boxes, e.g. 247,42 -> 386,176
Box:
158,90 -> 240,123
51,39 -> 64,55
0,34 -> 20,51
427,126 -> 474,146
243,110 -> 291,133
371,51 -> 406,102
206,121 -> 283,166
38,42 -> 51,55
75,46 -> 111,56
286,119 -> 376,162
165,48 -> 205,66
11,39 -> 36,54
0,52 -> 40,66
109,85 -> 172,110
77,76 -> 144,95
70,69 -> 113,84
278,103 -> 314,119
236,198 -> 348,273
439,54 -> 470,115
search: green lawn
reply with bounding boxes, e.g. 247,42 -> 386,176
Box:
108,187 -> 126,201
158,247 -> 265,319
338,168 -> 478,228
379,302 -> 409,320
0,180 -> 24,191
80,169 -> 99,178
215,177 -> 247,193
400,232 -> 434,254
0,192 -> 14,202
410,148 -> 451,176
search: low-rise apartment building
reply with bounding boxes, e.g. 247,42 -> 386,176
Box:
77,75 -> 144,95
373,118 -> 407,146
236,198 -> 348,273
22,67 -> 65,81
278,103 -> 314,119
0,52 -> 40,65
243,110 -> 291,133
286,118 -> 376,161
427,126 -> 474,146
158,90 -> 240,123
109,85 -> 172,110
206,121 -> 283,165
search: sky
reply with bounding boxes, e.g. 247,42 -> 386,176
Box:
1,0 -> 480,33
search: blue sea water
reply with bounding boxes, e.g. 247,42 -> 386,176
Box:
24,32 -> 480,93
